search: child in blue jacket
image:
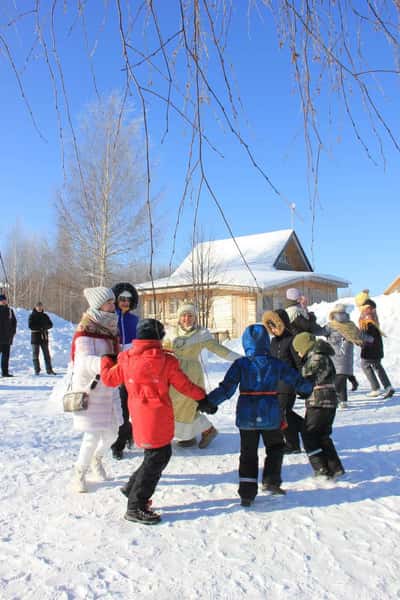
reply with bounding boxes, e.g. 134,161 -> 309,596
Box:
200,324 -> 312,506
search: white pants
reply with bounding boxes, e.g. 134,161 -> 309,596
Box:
174,413 -> 212,441
76,429 -> 117,470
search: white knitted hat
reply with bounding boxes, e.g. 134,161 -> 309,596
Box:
84,287 -> 115,310
177,302 -> 197,319
118,290 -> 132,298
286,287 -> 301,301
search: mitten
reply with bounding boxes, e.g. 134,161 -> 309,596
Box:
197,398 -> 218,414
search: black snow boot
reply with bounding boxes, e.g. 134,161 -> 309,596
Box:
124,508 -> 161,525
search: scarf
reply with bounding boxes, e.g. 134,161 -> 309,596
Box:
328,319 -> 363,346
358,305 -> 385,336
71,311 -> 119,361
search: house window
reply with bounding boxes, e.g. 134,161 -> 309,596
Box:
168,298 -> 179,315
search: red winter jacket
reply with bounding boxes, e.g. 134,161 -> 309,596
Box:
101,339 -> 205,449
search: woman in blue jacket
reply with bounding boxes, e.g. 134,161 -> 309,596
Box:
201,323 -> 312,506
110,282 -> 139,460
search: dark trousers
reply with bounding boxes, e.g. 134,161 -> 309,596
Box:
126,444 -> 172,510
279,392 -> 303,451
361,359 -> 392,391
0,344 -> 11,376
335,374 -> 348,404
238,429 -> 284,500
32,342 -> 52,373
301,407 -> 343,475
111,385 -> 133,452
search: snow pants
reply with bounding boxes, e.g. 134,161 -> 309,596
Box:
76,429 -> 117,470
238,429 -> 284,501
111,384 -> 133,452
126,444 -> 172,511
361,359 -> 392,392
301,407 -> 343,476
278,391 -> 303,451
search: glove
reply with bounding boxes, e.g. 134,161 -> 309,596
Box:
197,398 -> 218,414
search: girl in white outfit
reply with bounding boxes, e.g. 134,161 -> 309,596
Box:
70,286 -> 122,492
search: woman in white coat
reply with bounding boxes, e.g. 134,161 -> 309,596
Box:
70,286 -> 122,492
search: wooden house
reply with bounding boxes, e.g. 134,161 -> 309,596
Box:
384,276 -> 400,295
137,229 -> 348,338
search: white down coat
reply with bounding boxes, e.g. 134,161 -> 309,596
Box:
71,336 -> 123,433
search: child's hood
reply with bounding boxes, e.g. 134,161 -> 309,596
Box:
312,338 -> 335,357
242,323 -> 270,357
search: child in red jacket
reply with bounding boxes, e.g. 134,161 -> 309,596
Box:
101,318 -> 206,525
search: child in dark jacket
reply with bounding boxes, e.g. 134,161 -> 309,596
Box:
101,318 -> 206,525
200,324 -> 312,507
292,332 -> 345,478
263,309 -> 304,454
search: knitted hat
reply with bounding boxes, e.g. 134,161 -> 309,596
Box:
355,289 -> 370,308
293,332 -> 316,357
136,318 -> 165,340
286,288 -> 301,301
0,294 -> 7,301
83,287 -> 115,310
118,290 -> 132,298
177,302 -> 197,319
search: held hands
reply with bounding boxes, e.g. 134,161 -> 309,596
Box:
197,397 -> 218,415
101,353 -> 118,363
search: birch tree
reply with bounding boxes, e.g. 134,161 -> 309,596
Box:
56,93 -> 148,286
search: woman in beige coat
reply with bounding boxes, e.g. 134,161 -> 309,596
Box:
164,303 -> 241,448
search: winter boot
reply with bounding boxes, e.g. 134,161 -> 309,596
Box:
71,467 -> 88,493
240,498 -> 253,507
367,389 -> 381,398
33,359 -> 40,375
177,438 -> 197,447
198,426 -> 218,449
112,446 -> 124,460
124,507 -> 161,525
91,456 -> 108,481
261,482 -> 286,495
382,387 -> 395,399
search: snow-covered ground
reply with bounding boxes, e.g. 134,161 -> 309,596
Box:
1,296 -> 400,599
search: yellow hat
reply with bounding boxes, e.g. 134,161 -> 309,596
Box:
355,289 -> 370,308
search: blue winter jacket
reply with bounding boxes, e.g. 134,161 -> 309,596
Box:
207,324 -> 313,430
116,309 -> 139,347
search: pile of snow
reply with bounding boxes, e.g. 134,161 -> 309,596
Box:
0,294 -> 399,599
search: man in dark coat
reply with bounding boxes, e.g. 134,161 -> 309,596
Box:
0,294 -> 17,377
28,302 -> 55,375
110,282 -> 139,460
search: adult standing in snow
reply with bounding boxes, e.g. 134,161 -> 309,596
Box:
101,318 -> 206,524
355,290 -> 395,399
70,286 -> 122,493
28,302 -> 56,375
203,324 -> 312,506
164,303 -> 241,448
110,282 -> 139,460
263,308 -> 304,454
285,288 -> 326,336
0,293 -> 17,377
292,332 -> 345,478
325,303 -> 364,408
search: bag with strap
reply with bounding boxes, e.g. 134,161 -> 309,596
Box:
63,374 -> 100,412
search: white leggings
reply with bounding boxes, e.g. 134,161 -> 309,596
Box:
76,429 -> 117,470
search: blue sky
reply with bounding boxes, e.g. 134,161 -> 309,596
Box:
1,2 -> 399,296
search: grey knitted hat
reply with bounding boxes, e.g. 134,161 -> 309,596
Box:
83,287 -> 115,310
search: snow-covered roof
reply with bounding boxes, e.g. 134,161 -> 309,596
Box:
138,229 -> 348,291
